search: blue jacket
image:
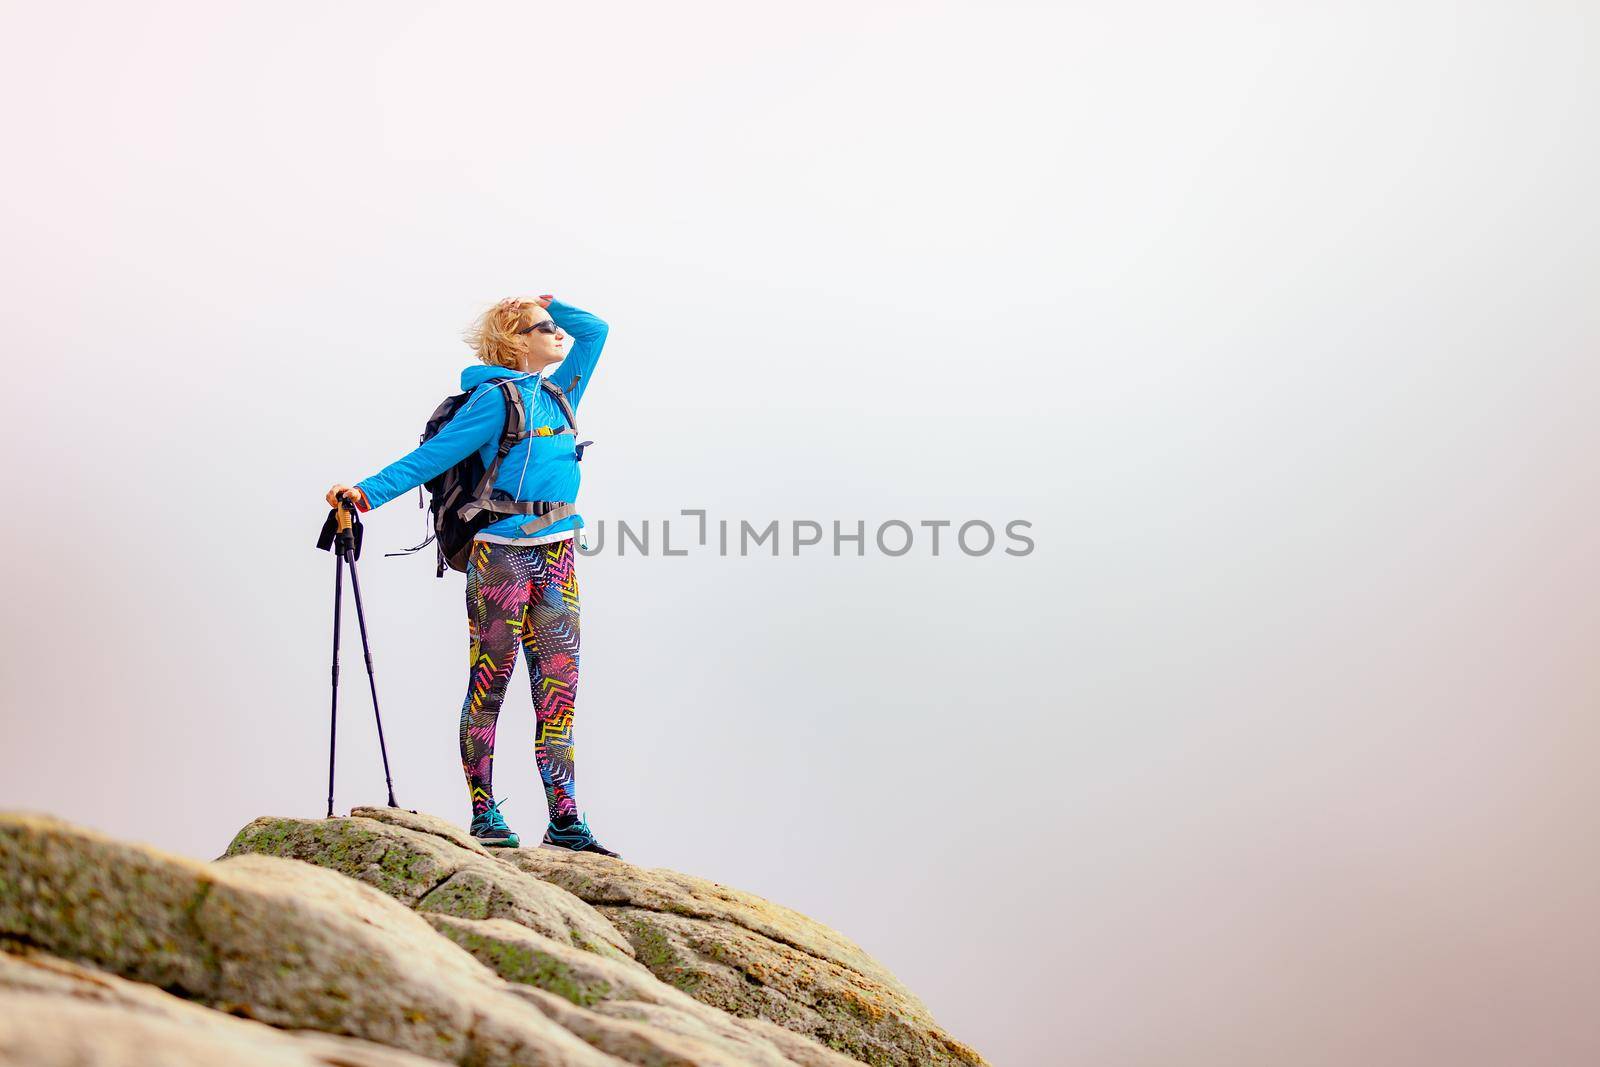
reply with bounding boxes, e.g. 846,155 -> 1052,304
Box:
355,299 -> 607,543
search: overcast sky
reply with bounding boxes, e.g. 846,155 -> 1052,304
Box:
2,4 -> 1597,1065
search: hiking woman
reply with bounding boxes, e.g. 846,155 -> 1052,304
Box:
323,295 -> 619,857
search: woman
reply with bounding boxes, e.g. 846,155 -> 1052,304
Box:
325,294 -> 619,857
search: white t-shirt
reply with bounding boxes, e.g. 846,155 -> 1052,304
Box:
472,529 -> 579,549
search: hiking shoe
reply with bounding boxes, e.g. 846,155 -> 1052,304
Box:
469,797 -> 520,849
539,811 -> 622,858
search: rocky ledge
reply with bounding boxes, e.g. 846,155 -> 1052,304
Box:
0,808 -> 987,1067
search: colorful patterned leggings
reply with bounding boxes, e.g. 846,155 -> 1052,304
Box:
460,538 -> 581,821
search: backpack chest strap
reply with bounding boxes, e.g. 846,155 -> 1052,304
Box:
512,427 -> 577,438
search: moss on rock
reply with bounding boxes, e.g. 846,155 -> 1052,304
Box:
426,916 -> 614,1007
597,905 -> 987,1067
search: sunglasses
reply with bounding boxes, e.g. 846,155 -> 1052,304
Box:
517,319 -> 560,336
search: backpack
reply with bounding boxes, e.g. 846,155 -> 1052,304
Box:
385,375 -> 589,576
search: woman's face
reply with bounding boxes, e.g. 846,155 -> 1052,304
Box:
518,309 -> 567,370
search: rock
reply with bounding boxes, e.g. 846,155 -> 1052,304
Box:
511,984 -> 767,1067
601,908 -> 985,1067
1,810 -> 990,1066
425,914 -> 621,1008
426,915 -> 858,1067
0,954 -> 443,1067
224,813 -> 636,963
494,852 -> 913,998
727,1016 -> 872,1067
0,994 -> 444,1067
350,804 -> 493,857
491,853 -> 982,1066
0,813 -> 623,1065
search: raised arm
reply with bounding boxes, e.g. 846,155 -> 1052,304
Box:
352,383 -> 508,510
544,297 -> 608,410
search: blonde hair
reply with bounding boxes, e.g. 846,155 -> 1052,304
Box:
465,297 -> 541,369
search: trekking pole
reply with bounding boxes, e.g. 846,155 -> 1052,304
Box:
335,496 -> 400,809
326,510 -> 345,818
316,493 -> 401,815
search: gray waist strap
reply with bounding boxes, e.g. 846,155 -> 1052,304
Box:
518,502 -> 577,535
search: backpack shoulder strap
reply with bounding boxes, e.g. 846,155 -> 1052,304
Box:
490,378 -> 528,455
540,377 -> 578,432
458,377 -> 531,522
